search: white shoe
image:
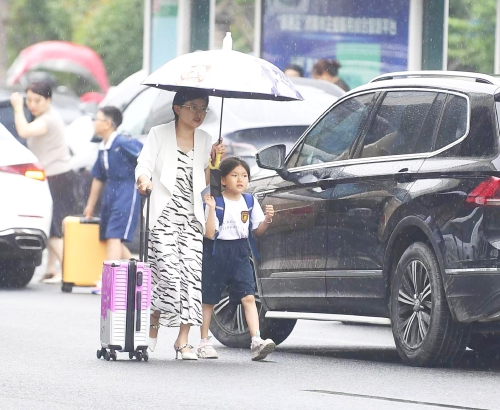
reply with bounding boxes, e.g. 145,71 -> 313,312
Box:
149,324 -> 160,352
42,273 -> 62,284
197,337 -> 218,359
251,337 -> 276,361
174,344 -> 198,360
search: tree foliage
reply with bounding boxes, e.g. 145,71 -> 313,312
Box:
73,0 -> 143,85
6,0 -> 143,86
6,0 -> 72,64
448,0 -> 496,73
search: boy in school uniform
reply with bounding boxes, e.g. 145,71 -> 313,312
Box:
200,157 -> 276,361
83,106 -> 143,294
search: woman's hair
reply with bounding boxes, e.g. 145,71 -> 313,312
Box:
219,157 -> 251,182
172,88 -> 209,121
26,81 -> 52,99
312,59 -> 341,77
99,106 -> 123,129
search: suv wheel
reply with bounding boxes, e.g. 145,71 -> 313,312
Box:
0,261 -> 36,288
390,242 -> 469,367
210,291 -> 296,348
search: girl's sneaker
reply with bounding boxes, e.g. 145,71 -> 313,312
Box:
197,337 -> 218,359
251,337 -> 276,361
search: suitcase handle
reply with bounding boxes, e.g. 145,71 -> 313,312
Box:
139,189 -> 151,263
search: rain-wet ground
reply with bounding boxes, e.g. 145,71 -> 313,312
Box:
1,256 -> 499,409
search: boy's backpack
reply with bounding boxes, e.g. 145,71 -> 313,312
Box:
209,193 -> 259,259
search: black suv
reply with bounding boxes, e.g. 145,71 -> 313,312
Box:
209,71 -> 500,367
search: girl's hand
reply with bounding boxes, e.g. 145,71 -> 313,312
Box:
137,179 -> 153,195
10,92 -> 24,111
204,194 -> 216,208
264,205 -> 274,222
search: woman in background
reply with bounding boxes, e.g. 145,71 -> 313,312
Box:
312,59 -> 350,92
11,82 -> 77,284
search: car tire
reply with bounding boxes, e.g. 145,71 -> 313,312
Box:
390,242 -> 469,367
0,261 -> 36,288
210,292 -> 296,348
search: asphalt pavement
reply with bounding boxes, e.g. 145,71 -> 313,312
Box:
1,261 -> 500,409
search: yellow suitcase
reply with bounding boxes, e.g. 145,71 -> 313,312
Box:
62,216 -> 107,293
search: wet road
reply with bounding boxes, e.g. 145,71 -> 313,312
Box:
1,267 -> 500,409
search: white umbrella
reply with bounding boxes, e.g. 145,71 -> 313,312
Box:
142,34 -> 303,168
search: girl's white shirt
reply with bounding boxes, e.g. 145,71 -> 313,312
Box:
205,195 -> 265,240
135,121 -> 212,232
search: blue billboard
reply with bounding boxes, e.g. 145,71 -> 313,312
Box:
262,0 -> 410,88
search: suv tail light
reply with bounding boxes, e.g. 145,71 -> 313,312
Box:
466,177 -> 500,206
0,163 -> 46,181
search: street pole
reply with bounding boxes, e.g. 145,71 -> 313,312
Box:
177,0 -> 191,55
442,0 -> 449,70
254,0 -> 262,57
495,0 -> 500,74
408,0 -> 423,70
143,0 -> 152,75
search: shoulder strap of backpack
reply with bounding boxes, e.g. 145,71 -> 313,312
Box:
214,196 -> 225,225
243,193 -> 254,230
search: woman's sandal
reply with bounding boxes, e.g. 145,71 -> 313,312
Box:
149,323 -> 160,352
174,344 -> 198,360
40,272 -> 55,282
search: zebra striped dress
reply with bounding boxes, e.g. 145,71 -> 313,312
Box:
148,148 -> 203,327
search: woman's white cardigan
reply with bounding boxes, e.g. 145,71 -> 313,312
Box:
135,121 -> 212,233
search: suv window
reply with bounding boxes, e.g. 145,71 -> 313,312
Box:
118,87 -> 159,137
143,90 -> 176,134
289,93 -> 374,168
434,94 -> 468,151
360,91 -> 438,159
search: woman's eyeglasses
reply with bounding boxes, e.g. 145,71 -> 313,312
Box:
181,105 -> 209,114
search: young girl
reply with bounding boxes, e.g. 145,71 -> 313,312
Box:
199,157 -> 276,361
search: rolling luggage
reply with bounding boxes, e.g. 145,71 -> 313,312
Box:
97,192 -> 152,361
62,217 -> 107,293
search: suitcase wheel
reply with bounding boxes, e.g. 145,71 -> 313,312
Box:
96,349 -> 103,359
103,350 -> 111,361
143,351 -> 149,362
61,282 -> 73,293
128,352 -> 134,360
110,350 -> 117,361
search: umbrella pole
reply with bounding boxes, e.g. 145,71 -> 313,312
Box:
218,97 -> 224,145
209,97 -> 224,197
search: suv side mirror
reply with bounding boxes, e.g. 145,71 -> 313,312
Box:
256,144 -> 286,170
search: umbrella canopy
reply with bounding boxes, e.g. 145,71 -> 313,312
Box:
6,41 -> 110,94
142,49 -> 303,102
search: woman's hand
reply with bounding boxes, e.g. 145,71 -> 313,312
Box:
10,92 -> 24,111
137,178 -> 153,195
211,139 -> 226,160
204,194 -> 215,209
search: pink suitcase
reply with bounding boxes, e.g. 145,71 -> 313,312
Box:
97,192 -> 152,361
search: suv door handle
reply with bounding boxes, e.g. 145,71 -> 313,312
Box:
394,168 -> 414,183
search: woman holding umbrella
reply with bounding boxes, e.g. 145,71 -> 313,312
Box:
135,88 -> 225,360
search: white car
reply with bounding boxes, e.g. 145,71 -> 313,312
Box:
0,123 -> 52,287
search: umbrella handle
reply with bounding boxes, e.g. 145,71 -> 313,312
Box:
208,153 -> 221,170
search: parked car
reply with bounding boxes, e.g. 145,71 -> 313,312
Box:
0,122 -> 52,287
209,71 -> 500,367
